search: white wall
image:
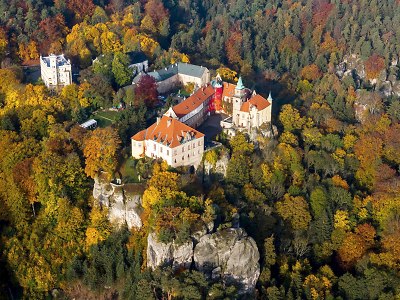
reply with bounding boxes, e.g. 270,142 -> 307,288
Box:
132,140 -> 144,158
138,136 -> 204,168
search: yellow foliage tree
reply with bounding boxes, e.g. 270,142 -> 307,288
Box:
276,194 -> 311,230
142,169 -> 180,210
85,206 -> 111,249
216,67 -> 238,82
83,127 -> 121,179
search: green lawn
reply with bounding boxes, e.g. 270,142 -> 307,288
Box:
119,155 -> 140,183
90,110 -> 121,127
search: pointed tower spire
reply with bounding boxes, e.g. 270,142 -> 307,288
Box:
267,91 -> 273,102
213,73 -> 223,88
236,76 -> 245,90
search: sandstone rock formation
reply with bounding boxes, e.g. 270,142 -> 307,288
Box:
336,54 -> 400,97
147,227 -> 260,294
194,228 -> 260,293
147,233 -> 193,270
93,175 -> 144,229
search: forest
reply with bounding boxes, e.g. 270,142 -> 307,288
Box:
1,0 -> 400,299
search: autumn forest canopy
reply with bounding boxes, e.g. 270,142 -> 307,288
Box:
1,0 -> 400,299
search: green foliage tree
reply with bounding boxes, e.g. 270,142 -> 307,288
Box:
112,52 -> 133,87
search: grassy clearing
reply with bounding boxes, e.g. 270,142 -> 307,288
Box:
119,154 -> 140,183
90,110 -> 121,127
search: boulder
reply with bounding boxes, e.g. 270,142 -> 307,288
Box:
194,228 -> 260,294
378,81 -> 393,97
215,152 -> 229,177
108,201 -> 126,227
172,240 -> 193,270
393,81 -> 400,97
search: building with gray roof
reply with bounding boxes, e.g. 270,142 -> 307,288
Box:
132,62 -> 210,93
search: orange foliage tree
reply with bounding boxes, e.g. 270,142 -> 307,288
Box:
365,54 -> 385,80
278,35 -> 301,55
300,64 -> 322,81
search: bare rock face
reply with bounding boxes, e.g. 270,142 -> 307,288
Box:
147,233 -> 193,270
147,233 -> 173,269
194,228 -> 260,294
125,194 -> 143,229
93,176 -> 144,229
204,151 -> 230,178
93,176 -> 113,207
146,226 -> 260,295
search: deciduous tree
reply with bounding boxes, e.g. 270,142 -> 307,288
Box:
83,127 -> 121,179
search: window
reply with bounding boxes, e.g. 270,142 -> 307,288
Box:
167,150 -> 169,155
182,146 -> 185,152
193,143 -> 195,148
160,147 -> 163,153
188,145 -> 191,150
153,144 -> 156,150
182,156 -> 184,161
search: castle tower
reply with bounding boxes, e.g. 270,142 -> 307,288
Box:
267,91 -> 273,102
232,76 -> 246,113
213,73 -> 223,112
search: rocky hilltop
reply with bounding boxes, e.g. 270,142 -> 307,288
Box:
147,227 -> 260,294
93,175 -> 261,295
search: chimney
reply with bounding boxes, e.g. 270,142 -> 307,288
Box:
156,117 -> 160,125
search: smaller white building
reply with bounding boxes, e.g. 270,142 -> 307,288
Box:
80,119 -> 97,130
40,54 -> 72,88
127,51 -> 148,76
132,115 -> 205,168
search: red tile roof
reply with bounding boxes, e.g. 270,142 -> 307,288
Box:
221,82 -> 236,98
132,129 -> 146,141
172,85 -> 215,118
131,116 -> 204,148
240,94 -> 271,112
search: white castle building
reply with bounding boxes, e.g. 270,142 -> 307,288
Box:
132,115 -> 205,168
40,54 -> 72,88
132,72 -> 273,168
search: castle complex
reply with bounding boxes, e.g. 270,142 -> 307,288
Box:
132,69 -> 272,168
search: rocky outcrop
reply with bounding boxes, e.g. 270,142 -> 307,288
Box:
336,54 -> 400,97
147,227 -> 260,294
93,175 -> 144,229
194,228 -> 260,293
204,151 -> 230,178
147,233 -> 194,270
